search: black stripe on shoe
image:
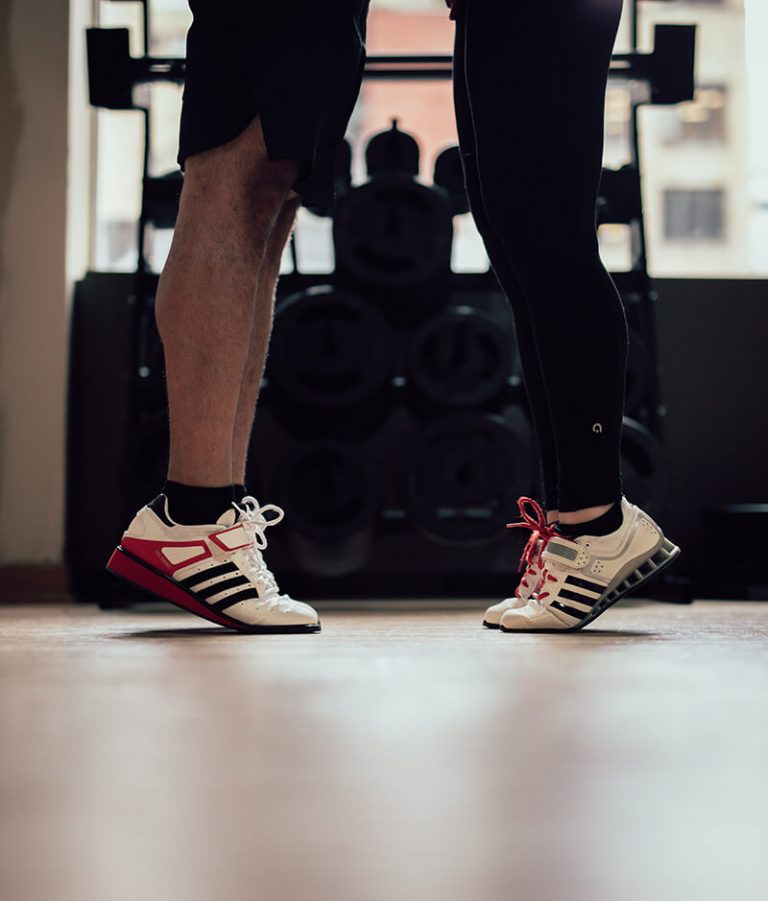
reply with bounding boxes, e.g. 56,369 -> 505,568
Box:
551,600 -> 590,620
564,575 -> 604,595
179,562 -> 239,589
195,575 -> 250,600
558,587 -> 602,606
209,588 -> 261,611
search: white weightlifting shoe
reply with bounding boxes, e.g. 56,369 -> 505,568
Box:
107,494 -> 320,633
483,497 -> 558,628
499,496 -> 680,633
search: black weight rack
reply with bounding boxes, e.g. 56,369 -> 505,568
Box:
70,0 -> 697,604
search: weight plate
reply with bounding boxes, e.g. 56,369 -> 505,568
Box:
433,145 -> 470,216
279,442 -> 378,541
625,327 -> 655,417
621,416 -> 670,517
365,122 -> 420,178
406,411 -> 533,545
409,306 -> 511,406
268,286 -> 395,407
333,176 -> 453,287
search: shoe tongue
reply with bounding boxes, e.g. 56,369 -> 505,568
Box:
216,508 -> 237,527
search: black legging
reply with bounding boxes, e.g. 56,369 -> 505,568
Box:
453,0 -> 628,513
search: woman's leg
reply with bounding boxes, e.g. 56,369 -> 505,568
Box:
453,17 -> 560,521
458,0 -> 628,516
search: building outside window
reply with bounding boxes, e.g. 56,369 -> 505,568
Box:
664,188 -> 725,240
658,85 -> 728,145
87,0 -> 768,279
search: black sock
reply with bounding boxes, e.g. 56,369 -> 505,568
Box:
557,501 -> 623,539
233,484 -> 248,504
161,480 -> 235,525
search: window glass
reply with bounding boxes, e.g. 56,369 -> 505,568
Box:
638,0 -> 766,276
92,2 -> 144,271
89,0 -> 766,277
664,188 -> 726,240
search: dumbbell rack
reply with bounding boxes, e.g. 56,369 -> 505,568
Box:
73,0 -> 697,604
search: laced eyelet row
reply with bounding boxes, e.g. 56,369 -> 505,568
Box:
233,496 -> 285,603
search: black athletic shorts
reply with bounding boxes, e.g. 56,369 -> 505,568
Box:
178,1 -> 370,213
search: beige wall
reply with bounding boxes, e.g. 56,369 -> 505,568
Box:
0,0 -> 74,563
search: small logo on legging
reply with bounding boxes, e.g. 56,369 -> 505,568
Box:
592,423 -> 603,434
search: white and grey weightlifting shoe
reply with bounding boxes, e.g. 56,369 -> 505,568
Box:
499,497 -> 680,633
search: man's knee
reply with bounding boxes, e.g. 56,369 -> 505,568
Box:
182,118 -> 300,213
260,192 -> 301,272
281,191 -> 301,224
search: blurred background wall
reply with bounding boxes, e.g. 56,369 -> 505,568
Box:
0,0 -> 71,564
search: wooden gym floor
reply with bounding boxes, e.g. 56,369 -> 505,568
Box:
1,600 -> 767,901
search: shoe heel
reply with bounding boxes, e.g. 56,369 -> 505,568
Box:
603,538 -> 681,605
626,537 -> 681,589
649,537 -> 681,569
106,547 -> 236,628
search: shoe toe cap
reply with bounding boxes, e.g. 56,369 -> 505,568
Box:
264,597 -> 319,627
498,608 -> 535,631
483,596 -> 525,625
223,596 -> 319,628
500,605 -> 565,632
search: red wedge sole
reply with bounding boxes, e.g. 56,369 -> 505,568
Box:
107,546 -> 239,628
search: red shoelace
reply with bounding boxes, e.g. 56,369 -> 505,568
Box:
506,497 -> 560,599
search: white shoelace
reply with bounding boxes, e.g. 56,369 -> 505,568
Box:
233,496 -> 285,603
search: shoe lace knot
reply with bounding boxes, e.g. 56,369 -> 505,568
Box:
506,496 -> 559,574
233,496 -> 285,601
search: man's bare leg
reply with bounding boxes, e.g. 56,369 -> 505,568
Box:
231,193 -> 301,487
155,117 -> 299,487
108,117 -> 319,630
